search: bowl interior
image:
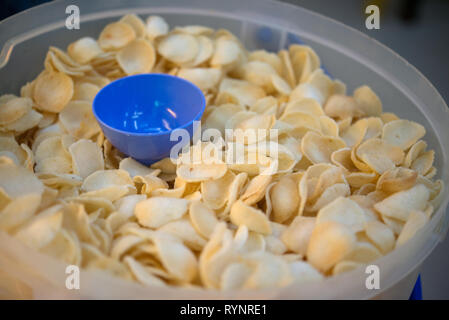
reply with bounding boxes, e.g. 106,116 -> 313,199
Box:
93,74 -> 205,135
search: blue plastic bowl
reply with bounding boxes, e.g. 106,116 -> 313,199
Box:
93,73 -> 206,165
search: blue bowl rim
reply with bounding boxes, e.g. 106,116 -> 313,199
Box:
92,73 -> 206,137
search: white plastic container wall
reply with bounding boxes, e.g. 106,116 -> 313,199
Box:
0,0 -> 448,299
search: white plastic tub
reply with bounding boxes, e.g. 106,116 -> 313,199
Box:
0,0 -> 448,299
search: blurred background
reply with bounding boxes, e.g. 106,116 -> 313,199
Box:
1,0 -> 448,299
